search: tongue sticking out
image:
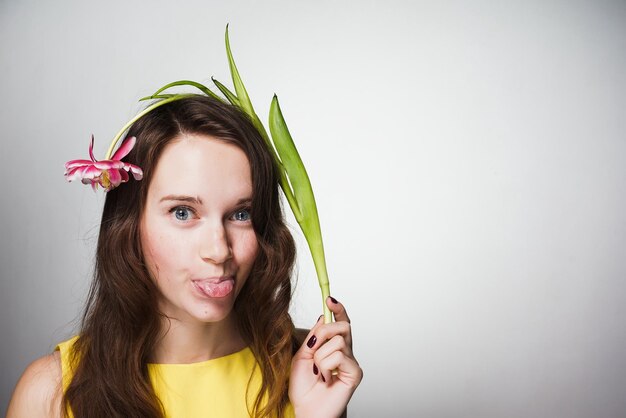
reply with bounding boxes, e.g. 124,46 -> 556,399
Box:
195,279 -> 234,298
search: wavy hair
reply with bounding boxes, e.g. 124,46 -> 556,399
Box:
63,95 -> 298,417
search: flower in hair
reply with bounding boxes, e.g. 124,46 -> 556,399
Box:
64,135 -> 143,192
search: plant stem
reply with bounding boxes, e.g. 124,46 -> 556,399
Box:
104,94 -> 194,160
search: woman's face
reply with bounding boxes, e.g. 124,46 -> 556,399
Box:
140,133 -> 259,324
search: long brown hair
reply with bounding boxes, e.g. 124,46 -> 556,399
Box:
63,95 -> 298,417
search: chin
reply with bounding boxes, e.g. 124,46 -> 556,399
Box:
186,301 -> 235,324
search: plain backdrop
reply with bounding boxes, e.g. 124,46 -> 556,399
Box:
1,1 -> 625,417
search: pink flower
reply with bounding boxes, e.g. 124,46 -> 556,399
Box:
64,135 -> 143,192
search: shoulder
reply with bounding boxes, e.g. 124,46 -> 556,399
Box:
6,351 -> 63,418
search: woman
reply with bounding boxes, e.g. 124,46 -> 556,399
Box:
7,95 -> 362,417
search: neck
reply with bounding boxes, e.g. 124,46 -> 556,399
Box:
151,311 -> 247,364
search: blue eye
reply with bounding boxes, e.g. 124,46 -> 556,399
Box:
170,206 -> 195,222
233,208 -> 251,222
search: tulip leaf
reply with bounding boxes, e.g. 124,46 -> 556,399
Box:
269,94 -> 331,322
149,80 -> 223,102
211,77 -> 240,106
139,94 -> 177,101
224,24 -> 255,117
268,95 -> 311,220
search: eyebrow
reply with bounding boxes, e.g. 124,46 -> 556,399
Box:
159,195 -> 252,205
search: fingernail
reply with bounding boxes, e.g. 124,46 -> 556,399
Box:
329,296 -> 338,304
307,335 -> 317,348
313,364 -> 318,375
321,374 -> 326,382
318,314 -> 323,322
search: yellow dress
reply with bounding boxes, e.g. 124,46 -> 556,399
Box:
56,336 -> 295,417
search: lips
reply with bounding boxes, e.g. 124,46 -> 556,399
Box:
194,276 -> 234,284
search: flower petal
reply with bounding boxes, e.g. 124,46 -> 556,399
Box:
108,169 -> 123,188
125,163 -> 143,180
111,136 -> 136,161
94,160 -> 123,170
88,135 -> 98,162
119,168 -> 129,183
66,166 -> 89,181
65,159 -> 93,171
81,165 -> 102,180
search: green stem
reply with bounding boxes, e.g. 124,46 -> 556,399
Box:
104,94 -> 193,160
307,238 -> 331,323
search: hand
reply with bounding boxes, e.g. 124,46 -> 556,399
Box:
289,296 -> 363,418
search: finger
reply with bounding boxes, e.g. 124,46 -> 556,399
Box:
317,350 -> 363,386
326,296 -> 351,324
293,315 -> 326,360
313,334 -> 352,369
295,318 -> 352,362
309,321 -> 352,351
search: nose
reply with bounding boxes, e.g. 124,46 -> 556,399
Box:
199,221 -> 232,264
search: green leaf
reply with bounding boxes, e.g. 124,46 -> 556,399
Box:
148,80 -> 223,102
269,95 -> 314,220
138,94 -> 177,101
211,77 -> 240,106
224,24 -> 255,116
269,94 -> 331,321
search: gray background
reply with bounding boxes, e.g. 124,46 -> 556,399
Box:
1,1 -> 625,417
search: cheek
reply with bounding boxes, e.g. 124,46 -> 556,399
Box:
141,228 -> 182,281
245,231 -> 260,261
232,229 -> 259,264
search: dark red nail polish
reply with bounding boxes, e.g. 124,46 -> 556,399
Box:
313,364 -> 318,375
307,335 -> 317,348
321,374 -> 326,382
329,296 -> 338,304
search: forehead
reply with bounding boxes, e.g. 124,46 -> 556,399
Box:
147,134 -> 252,203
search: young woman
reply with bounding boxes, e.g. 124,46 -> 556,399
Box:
7,95 -> 362,417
